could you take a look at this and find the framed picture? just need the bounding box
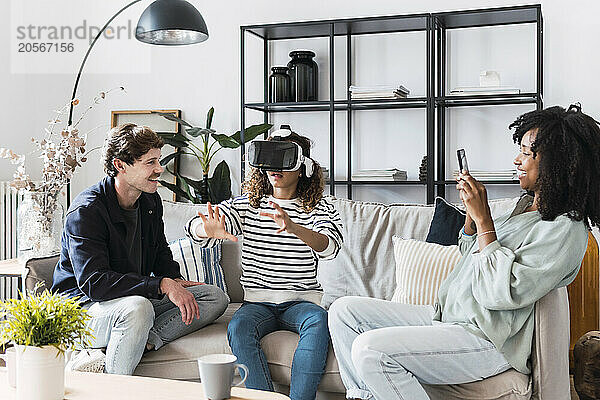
[110,109,182,202]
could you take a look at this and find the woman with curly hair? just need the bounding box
[328,104,600,400]
[185,127,343,400]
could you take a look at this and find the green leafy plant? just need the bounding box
[157,108,271,204]
[0,288,92,352]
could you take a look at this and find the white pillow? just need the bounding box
[391,236,461,305]
[168,237,228,296]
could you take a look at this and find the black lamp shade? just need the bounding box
[136,0,209,45]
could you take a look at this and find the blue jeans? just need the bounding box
[84,284,228,375]
[328,297,511,400]
[227,301,330,400]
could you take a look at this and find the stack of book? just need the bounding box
[352,169,408,181]
[449,86,521,96]
[321,166,329,182]
[452,169,517,181]
[349,85,410,100]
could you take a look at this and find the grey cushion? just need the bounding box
[24,255,59,294]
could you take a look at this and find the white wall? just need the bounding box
[1,0,599,205]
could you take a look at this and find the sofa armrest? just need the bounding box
[24,255,59,294]
[530,286,570,400]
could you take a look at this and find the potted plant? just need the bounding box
[157,108,272,203]
[0,288,92,400]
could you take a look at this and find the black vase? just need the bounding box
[288,50,318,102]
[269,66,291,103]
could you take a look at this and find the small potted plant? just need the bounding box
[0,288,92,400]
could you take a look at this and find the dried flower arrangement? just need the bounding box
[0,87,125,195]
[0,87,124,258]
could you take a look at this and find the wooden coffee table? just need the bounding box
[0,370,290,399]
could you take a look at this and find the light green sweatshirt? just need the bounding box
[432,195,588,374]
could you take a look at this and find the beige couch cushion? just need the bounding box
[423,371,531,399]
[134,303,240,380]
[391,237,461,305]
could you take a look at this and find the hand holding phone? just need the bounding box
[457,149,469,174]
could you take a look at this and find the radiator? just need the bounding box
[0,181,20,300]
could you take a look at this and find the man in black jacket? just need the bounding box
[52,123,228,375]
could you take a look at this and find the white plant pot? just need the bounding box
[15,345,65,400]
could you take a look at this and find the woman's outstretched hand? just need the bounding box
[198,203,238,242]
[260,201,298,234]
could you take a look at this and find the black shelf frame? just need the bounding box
[433,4,543,199]
[240,5,543,204]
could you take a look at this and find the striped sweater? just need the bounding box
[185,195,343,304]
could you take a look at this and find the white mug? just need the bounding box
[0,346,16,388]
[197,354,248,400]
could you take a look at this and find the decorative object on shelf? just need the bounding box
[451,169,517,181]
[0,287,92,400]
[419,156,428,181]
[479,70,501,87]
[159,108,272,204]
[269,66,291,103]
[450,86,521,96]
[0,89,124,262]
[352,169,408,181]
[288,50,318,102]
[349,85,410,100]
[64,0,210,206]
[111,109,182,202]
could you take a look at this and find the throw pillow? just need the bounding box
[168,238,228,295]
[391,236,461,305]
[425,196,466,246]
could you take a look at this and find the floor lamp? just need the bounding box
[66,0,209,207]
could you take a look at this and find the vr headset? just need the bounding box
[247,126,315,178]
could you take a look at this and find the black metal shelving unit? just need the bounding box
[240,5,542,204]
[433,4,543,199]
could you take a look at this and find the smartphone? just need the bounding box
[457,149,469,173]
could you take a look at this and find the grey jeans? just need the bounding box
[83,284,228,375]
[328,296,511,400]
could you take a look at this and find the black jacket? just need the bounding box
[52,176,181,303]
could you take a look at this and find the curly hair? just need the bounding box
[242,131,324,212]
[508,104,600,228]
[102,123,163,177]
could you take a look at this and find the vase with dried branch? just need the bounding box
[0,87,124,261]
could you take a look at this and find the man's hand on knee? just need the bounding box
[159,278,200,325]
[174,278,205,288]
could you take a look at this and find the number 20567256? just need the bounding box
[18,42,74,52]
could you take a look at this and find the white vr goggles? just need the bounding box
[247,127,315,178]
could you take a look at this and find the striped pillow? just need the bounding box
[391,236,461,305]
[168,238,228,296]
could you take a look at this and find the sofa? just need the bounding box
[23,196,598,400]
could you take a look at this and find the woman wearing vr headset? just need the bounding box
[185,127,343,400]
[327,104,600,400]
